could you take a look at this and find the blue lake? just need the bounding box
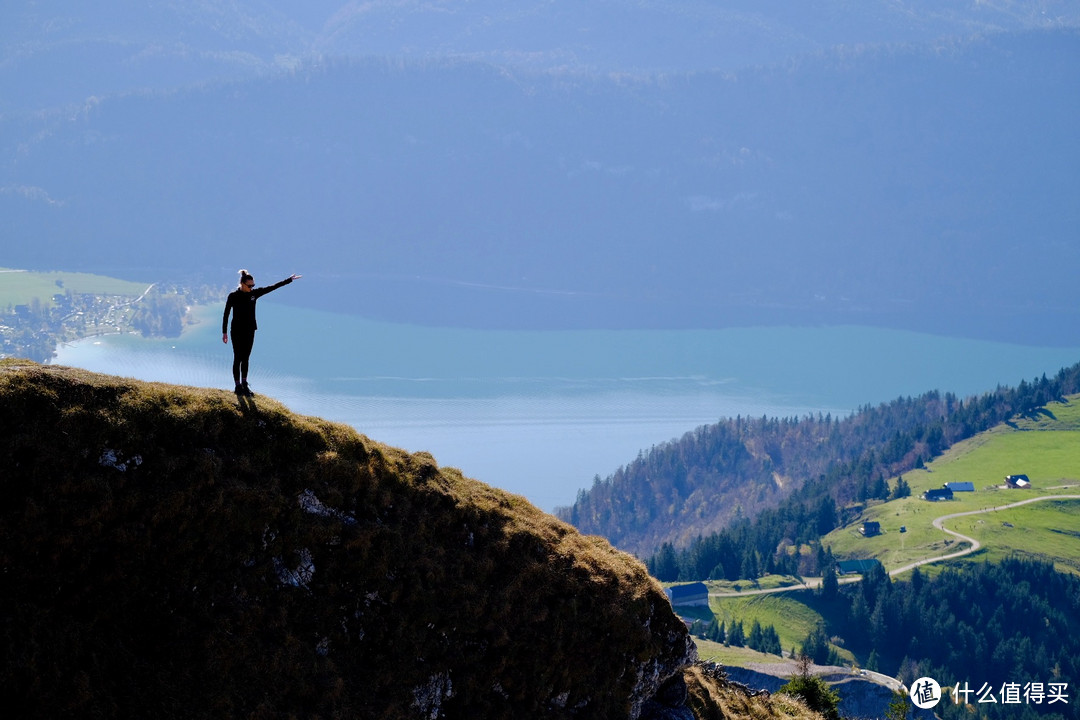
[54,304,1080,511]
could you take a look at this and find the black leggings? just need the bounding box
[231,331,255,384]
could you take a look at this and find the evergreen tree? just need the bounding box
[890,475,911,500]
[869,597,889,649]
[747,619,764,651]
[800,623,837,666]
[739,550,760,580]
[848,592,870,630]
[815,496,838,536]
[779,655,841,720]
[648,542,679,581]
[820,558,839,600]
[909,565,923,594]
[728,619,745,647]
[762,625,783,656]
[884,689,911,720]
[869,473,889,500]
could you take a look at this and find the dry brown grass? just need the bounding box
[684,663,825,720]
[2,360,713,719]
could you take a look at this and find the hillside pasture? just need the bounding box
[693,638,791,667]
[1010,395,1080,431]
[824,394,1080,574]
[905,428,1080,496]
[938,498,1080,575]
[823,495,971,570]
[0,268,149,308]
[693,396,1080,677]
[708,591,828,660]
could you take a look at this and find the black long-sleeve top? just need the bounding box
[222,277,293,335]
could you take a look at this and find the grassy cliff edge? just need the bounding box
[0,361,820,720]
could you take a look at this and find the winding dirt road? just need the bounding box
[889,493,1080,576]
[710,493,1080,597]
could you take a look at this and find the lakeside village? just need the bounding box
[0,282,223,364]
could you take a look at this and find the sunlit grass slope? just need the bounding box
[824,395,1080,575]
[706,593,823,659]
[693,396,1080,669]
[0,268,149,307]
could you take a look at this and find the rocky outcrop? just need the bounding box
[1,361,696,719]
[639,673,696,720]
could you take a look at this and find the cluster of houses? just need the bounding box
[661,473,1037,611]
[921,475,1030,501]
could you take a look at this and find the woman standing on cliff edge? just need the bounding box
[222,269,301,396]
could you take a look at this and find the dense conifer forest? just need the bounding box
[812,558,1080,720]
[558,361,1080,565]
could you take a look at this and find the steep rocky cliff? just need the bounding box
[0,361,819,720]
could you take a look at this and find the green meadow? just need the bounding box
[697,589,860,667]
[0,268,149,308]
[708,591,824,655]
[694,637,793,667]
[823,395,1080,575]
[694,395,1080,663]
[934,498,1080,573]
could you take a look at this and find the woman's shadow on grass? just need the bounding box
[236,393,259,415]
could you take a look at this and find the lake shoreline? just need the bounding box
[53,307,1080,511]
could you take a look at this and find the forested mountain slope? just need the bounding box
[0,360,829,719]
[820,559,1080,720]
[560,362,1080,558]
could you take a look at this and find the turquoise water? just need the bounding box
[53,304,1080,511]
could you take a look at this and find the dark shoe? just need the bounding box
[242,381,253,396]
[234,383,245,395]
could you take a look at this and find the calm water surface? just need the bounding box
[54,304,1080,511]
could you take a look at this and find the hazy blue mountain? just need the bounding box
[2,2,1078,344]
[5,0,1078,111]
[301,0,1080,74]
